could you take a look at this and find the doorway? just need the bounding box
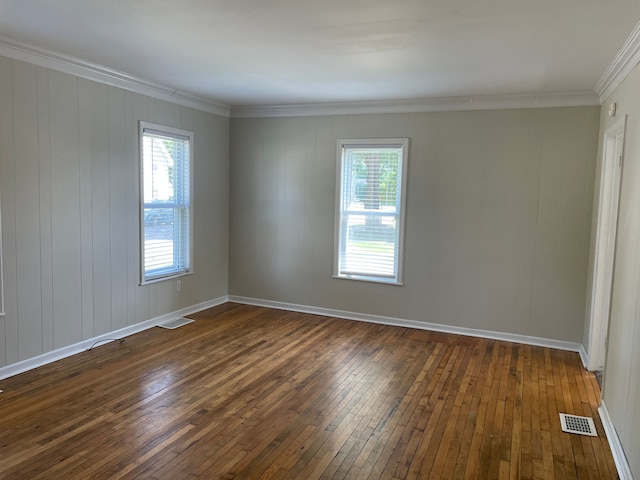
[586,115,626,374]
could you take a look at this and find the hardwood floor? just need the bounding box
[0,303,617,479]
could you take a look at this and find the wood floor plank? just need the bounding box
[0,303,618,479]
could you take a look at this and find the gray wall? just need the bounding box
[0,51,606,398]
[597,63,640,477]
[230,108,600,343]
[0,56,229,367]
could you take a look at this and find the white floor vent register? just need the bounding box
[159,318,195,330]
[559,413,597,436]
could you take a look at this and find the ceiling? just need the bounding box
[0,0,639,108]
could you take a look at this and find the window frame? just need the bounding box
[333,138,409,285]
[139,121,194,285]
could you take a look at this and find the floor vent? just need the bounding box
[159,318,194,330]
[559,413,597,436]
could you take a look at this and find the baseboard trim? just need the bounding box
[0,295,228,381]
[599,400,633,480]
[227,296,584,353]
[578,344,589,370]
[1,294,588,383]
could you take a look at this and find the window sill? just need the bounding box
[140,270,193,286]
[332,274,403,286]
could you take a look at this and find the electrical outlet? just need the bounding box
[176,279,181,292]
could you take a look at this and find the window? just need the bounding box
[140,122,193,284]
[334,138,409,285]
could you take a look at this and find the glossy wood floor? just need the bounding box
[0,303,617,479]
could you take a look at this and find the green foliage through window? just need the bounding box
[335,139,408,285]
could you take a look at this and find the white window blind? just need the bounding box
[140,122,193,284]
[334,138,408,285]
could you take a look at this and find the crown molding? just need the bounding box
[0,36,230,118]
[230,91,599,118]
[0,34,606,120]
[595,21,640,102]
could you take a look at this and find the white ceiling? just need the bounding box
[0,0,638,108]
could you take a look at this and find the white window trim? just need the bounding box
[333,138,409,285]
[139,121,194,285]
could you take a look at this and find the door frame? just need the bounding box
[586,114,626,373]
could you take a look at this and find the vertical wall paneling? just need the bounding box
[0,55,229,372]
[229,118,257,297]
[404,113,437,315]
[0,57,12,366]
[299,117,317,307]
[201,111,229,302]
[107,87,129,332]
[36,66,54,353]
[49,70,82,348]
[256,119,280,300]
[311,116,344,305]
[538,110,568,340]
[515,111,544,337]
[598,61,640,478]
[480,111,533,334]
[123,91,137,327]
[12,62,43,360]
[90,83,112,337]
[183,109,230,305]
[557,110,599,341]
[279,117,315,303]
[131,92,151,325]
[1,58,19,365]
[430,111,491,329]
[230,107,599,343]
[78,79,96,340]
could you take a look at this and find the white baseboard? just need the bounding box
[578,344,589,369]
[599,400,633,480]
[1,293,588,384]
[227,296,584,354]
[0,295,228,381]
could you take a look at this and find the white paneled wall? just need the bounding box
[596,63,640,479]
[0,57,229,367]
[230,108,600,343]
